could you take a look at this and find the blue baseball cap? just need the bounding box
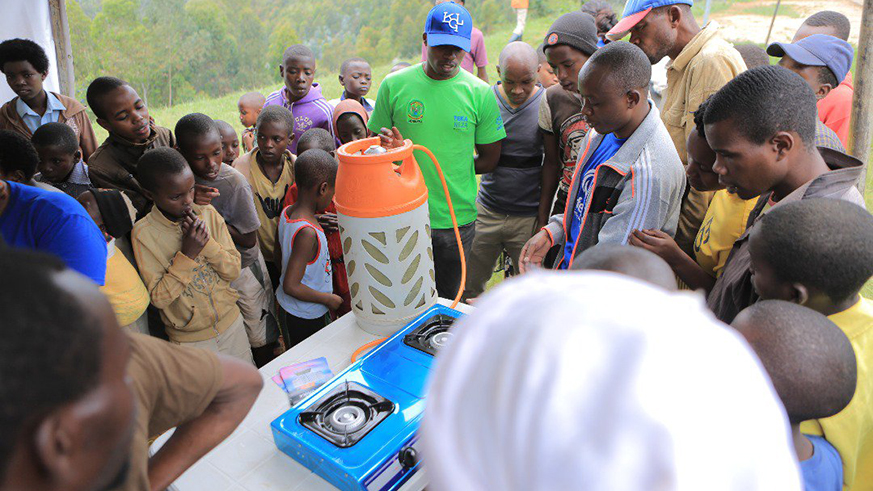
[767,34,854,84]
[424,2,473,52]
[607,0,694,40]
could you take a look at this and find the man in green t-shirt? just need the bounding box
[369,1,506,299]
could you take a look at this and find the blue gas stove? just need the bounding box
[271,304,463,491]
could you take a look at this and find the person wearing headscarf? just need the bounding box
[422,271,802,491]
[332,99,371,145]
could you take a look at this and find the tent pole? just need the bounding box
[851,0,873,194]
[764,0,781,45]
[48,0,75,98]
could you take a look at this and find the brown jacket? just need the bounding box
[132,203,242,343]
[116,333,222,491]
[0,91,98,161]
[706,148,865,324]
[662,22,747,255]
[88,124,175,216]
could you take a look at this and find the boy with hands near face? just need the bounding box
[132,147,252,363]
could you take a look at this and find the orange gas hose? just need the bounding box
[351,337,386,363]
[349,144,467,363]
[413,144,466,310]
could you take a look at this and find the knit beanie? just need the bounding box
[544,11,599,56]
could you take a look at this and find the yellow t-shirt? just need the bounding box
[801,297,873,490]
[100,243,150,327]
[692,189,757,278]
[246,149,295,264]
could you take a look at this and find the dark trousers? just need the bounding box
[431,222,475,299]
[278,309,330,349]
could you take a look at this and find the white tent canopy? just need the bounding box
[0,0,62,104]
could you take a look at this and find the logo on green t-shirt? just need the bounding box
[407,100,425,123]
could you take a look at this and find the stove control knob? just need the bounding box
[399,446,418,469]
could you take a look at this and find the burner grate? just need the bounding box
[403,314,456,356]
[299,381,394,448]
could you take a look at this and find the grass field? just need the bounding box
[131,9,871,297]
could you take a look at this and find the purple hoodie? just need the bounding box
[263,82,335,154]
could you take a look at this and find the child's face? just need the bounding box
[2,60,47,103]
[76,192,111,242]
[706,118,787,201]
[218,127,240,165]
[748,225,795,302]
[537,62,559,89]
[545,45,590,93]
[146,168,196,222]
[179,129,223,181]
[280,56,316,103]
[35,144,79,184]
[685,129,721,192]
[340,61,372,98]
[336,113,368,145]
[96,85,151,143]
[578,67,635,135]
[238,102,261,128]
[256,121,291,165]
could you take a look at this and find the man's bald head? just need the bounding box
[498,41,539,75]
[497,42,541,107]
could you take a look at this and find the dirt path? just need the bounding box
[711,0,862,44]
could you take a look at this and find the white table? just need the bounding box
[155,299,473,491]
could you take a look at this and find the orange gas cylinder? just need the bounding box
[335,137,438,335]
[334,137,428,218]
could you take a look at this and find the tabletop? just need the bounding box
[154,299,473,491]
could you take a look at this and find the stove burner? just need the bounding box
[299,381,394,448]
[404,314,456,356]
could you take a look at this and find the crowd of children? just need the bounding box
[0,0,870,490]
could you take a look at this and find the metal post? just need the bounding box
[764,0,781,46]
[48,0,75,98]
[703,0,712,25]
[850,0,873,193]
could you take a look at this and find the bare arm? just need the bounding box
[227,224,257,250]
[282,227,342,310]
[537,131,561,229]
[146,355,263,491]
[629,229,716,293]
[476,66,489,84]
[474,141,502,174]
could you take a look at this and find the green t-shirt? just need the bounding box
[368,64,506,229]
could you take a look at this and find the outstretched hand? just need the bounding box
[194,184,220,206]
[629,229,683,265]
[378,126,405,149]
[519,229,553,274]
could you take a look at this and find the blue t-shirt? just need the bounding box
[560,133,627,268]
[801,435,843,491]
[0,181,107,285]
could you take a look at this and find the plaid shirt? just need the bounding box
[815,119,845,153]
[36,160,93,198]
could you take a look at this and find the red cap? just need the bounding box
[606,7,651,41]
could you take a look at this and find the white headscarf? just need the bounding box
[422,271,801,491]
